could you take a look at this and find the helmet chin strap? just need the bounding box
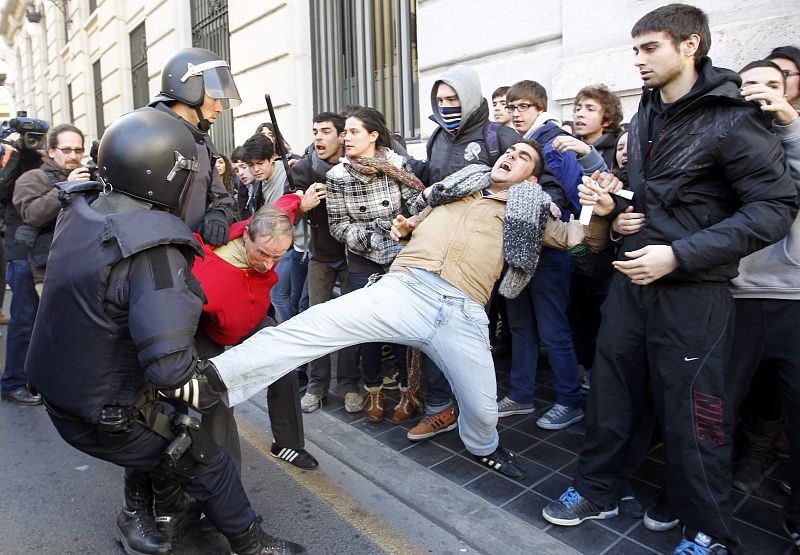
[195,107,211,132]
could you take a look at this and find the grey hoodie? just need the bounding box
[430,65,483,130]
[730,116,800,300]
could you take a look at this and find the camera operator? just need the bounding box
[0,124,46,405]
[0,124,87,406]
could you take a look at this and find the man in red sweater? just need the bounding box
[192,190,322,473]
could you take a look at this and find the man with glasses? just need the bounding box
[2,124,88,407]
[767,46,800,109]
[499,80,586,431]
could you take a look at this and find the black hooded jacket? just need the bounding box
[621,57,797,282]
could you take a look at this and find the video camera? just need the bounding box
[0,113,49,151]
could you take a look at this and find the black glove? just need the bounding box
[160,360,225,413]
[200,209,229,246]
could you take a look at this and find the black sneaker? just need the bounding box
[784,518,800,551]
[643,490,679,532]
[543,486,619,526]
[473,445,527,480]
[673,528,729,554]
[270,444,319,470]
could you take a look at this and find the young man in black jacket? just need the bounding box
[543,5,797,554]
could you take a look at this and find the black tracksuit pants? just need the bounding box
[574,273,740,549]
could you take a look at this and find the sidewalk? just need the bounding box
[267,354,795,555]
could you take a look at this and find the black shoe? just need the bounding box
[1,387,42,406]
[472,445,527,480]
[542,486,618,526]
[116,509,172,555]
[226,517,307,555]
[643,489,679,532]
[270,444,319,470]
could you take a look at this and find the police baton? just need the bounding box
[264,94,298,192]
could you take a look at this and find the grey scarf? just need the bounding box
[427,164,551,298]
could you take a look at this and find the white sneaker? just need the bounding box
[344,392,366,413]
[301,392,323,413]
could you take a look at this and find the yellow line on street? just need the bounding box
[236,416,430,555]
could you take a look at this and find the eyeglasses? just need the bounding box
[56,147,85,155]
[505,103,533,113]
[782,69,800,78]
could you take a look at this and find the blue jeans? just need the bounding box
[1,260,39,394]
[270,249,309,323]
[505,248,581,408]
[213,269,500,456]
[348,270,407,388]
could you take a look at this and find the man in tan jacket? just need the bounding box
[201,139,615,482]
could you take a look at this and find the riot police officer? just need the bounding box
[147,47,239,246]
[26,109,306,555]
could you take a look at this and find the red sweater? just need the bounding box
[192,194,301,345]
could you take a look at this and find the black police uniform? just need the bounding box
[26,186,255,536]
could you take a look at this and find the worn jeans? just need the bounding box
[2,260,39,394]
[271,249,309,323]
[212,268,500,456]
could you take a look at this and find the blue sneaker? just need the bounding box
[542,486,618,526]
[672,530,729,554]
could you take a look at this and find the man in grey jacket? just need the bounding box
[728,59,800,549]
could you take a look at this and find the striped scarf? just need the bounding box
[347,148,424,192]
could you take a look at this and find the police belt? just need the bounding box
[42,392,176,441]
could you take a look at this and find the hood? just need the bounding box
[42,156,72,180]
[523,111,562,140]
[430,65,483,132]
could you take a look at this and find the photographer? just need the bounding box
[1,123,87,406]
[0,120,47,406]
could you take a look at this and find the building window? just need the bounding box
[190,0,233,156]
[62,0,70,44]
[93,60,105,136]
[67,82,74,123]
[89,0,97,13]
[310,0,419,140]
[129,23,149,109]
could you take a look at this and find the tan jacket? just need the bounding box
[390,190,608,305]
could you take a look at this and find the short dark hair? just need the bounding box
[340,105,364,119]
[510,139,544,180]
[242,134,275,164]
[739,59,787,91]
[347,107,393,150]
[575,84,624,135]
[313,111,346,134]
[767,46,800,73]
[506,80,548,112]
[48,123,84,150]
[631,4,711,60]
[231,145,245,163]
[492,86,510,99]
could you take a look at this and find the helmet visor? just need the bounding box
[203,65,241,110]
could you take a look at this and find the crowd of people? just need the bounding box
[1,3,798,555]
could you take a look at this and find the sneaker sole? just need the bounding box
[642,513,679,532]
[498,407,535,418]
[542,507,618,526]
[407,421,457,441]
[537,413,585,430]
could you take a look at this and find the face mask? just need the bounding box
[440,106,461,131]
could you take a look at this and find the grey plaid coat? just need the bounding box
[325,149,422,266]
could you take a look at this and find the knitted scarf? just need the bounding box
[428,164,551,298]
[347,148,425,192]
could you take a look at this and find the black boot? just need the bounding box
[732,412,782,494]
[226,517,307,555]
[153,481,201,541]
[116,473,172,555]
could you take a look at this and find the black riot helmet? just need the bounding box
[97,109,200,212]
[152,47,241,131]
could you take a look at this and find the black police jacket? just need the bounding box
[27,186,204,422]
[622,57,797,282]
